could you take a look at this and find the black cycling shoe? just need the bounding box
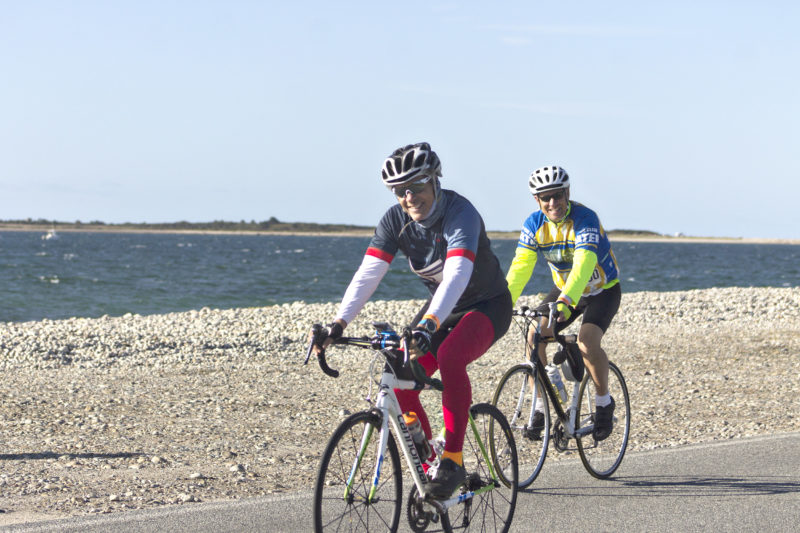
[427,458,466,499]
[593,396,615,441]
[524,411,545,440]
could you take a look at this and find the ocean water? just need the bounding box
[1,231,798,323]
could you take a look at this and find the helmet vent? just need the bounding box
[381,142,441,187]
[403,151,415,170]
[527,165,569,196]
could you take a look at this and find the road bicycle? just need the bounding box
[305,321,519,532]
[491,304,630,487]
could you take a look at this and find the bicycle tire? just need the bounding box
[440,403,518,533]
[313,410,403,532]
[491,364,550,489]
[576,361,630,479]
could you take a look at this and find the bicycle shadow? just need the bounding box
[524,475,800,497]
[0,451,144,461]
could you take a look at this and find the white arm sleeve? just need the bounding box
[424,255,474,325]
[336,254,390,325]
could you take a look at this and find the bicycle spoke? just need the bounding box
[441,403,517,533]
[576,362,630,479]
[314,411,402,532]
[492,365,549,488]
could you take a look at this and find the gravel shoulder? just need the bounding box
[1,286,799,525]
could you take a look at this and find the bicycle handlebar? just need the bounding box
[305,323,340,378]
[304,323,444,391]
[514,303,559,329]
[512,304,580,346]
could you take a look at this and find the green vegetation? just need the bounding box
[1,219,664,237]
[0,218,375,233]
[606,229,663,237]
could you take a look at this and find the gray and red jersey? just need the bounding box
[335,189,508,326]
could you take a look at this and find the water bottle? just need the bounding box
[546,364,568,406]
[403,411,431,461]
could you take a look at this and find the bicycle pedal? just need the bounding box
[523,427,543,441]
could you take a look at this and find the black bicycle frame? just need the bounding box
[527,327,571,422]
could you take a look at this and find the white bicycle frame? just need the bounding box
[351,354,489,513]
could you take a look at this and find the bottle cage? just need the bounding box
[553,341,584,382]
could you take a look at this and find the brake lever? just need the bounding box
[400,328,411,366]
[401,327,443,391]
[304,324,323,365]
[547,302,558,329]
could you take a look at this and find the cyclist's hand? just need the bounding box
[556,302,572,322]
[409,328,432,360]
[310,320,345,355]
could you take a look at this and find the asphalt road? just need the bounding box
[6,432,799,532]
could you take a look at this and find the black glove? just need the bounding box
[326,322,344,341]
[411,328,432,355]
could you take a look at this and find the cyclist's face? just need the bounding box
[397,179,435,221]
[536,188,569,222]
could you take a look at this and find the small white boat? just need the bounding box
[42,228,59,240]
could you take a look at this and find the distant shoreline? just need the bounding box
[1,223,798,245]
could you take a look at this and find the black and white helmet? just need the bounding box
[528,166,570,195]
[381,142,442,187]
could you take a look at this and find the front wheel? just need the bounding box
[313,410,402,532]
[491,364,550,489]
[440,403,518,533]
[576,361,630,479]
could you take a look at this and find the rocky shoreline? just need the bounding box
[1,286,799,525]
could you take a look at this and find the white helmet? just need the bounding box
[528,166,569,196]
[381,142,442,187]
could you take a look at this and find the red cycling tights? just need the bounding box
[394,310,495,454]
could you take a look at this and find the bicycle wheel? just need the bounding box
[576,361,630,479]
[440,403,518,533]
[491,364,550,488]
[313,410,402,532]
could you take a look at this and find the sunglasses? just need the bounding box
[392,176,433,197]
[537,190,566,203]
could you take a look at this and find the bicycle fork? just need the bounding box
[344,392,431,505]
[342,392,399,505]
[343,420,382,503]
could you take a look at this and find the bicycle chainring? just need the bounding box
[407,485,439,532]
[552,418,570,451]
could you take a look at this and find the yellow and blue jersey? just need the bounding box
[506,201,620,306]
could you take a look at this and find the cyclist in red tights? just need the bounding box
[311,142,511,498]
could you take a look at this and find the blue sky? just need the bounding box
[2,1,798,239]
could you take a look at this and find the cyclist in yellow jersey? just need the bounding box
[505,166,621,440]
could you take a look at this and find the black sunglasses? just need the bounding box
[391,176,433,197]
[537,190,566,203]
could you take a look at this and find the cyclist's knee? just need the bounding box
[577,338,602,355]
[578,323,603,349]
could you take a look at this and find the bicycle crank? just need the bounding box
[407,486,439,532]
[552,419,570,451]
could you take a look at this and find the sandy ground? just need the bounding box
[1,287,798,526]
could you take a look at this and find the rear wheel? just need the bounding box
[491,364,550,488]
[576,361,630,479]
[313,410,402,532]
[440,403,518,533]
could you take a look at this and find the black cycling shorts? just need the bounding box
[539,282,621,334]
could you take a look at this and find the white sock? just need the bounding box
[595,393,611,408]
[535,397,546,413]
